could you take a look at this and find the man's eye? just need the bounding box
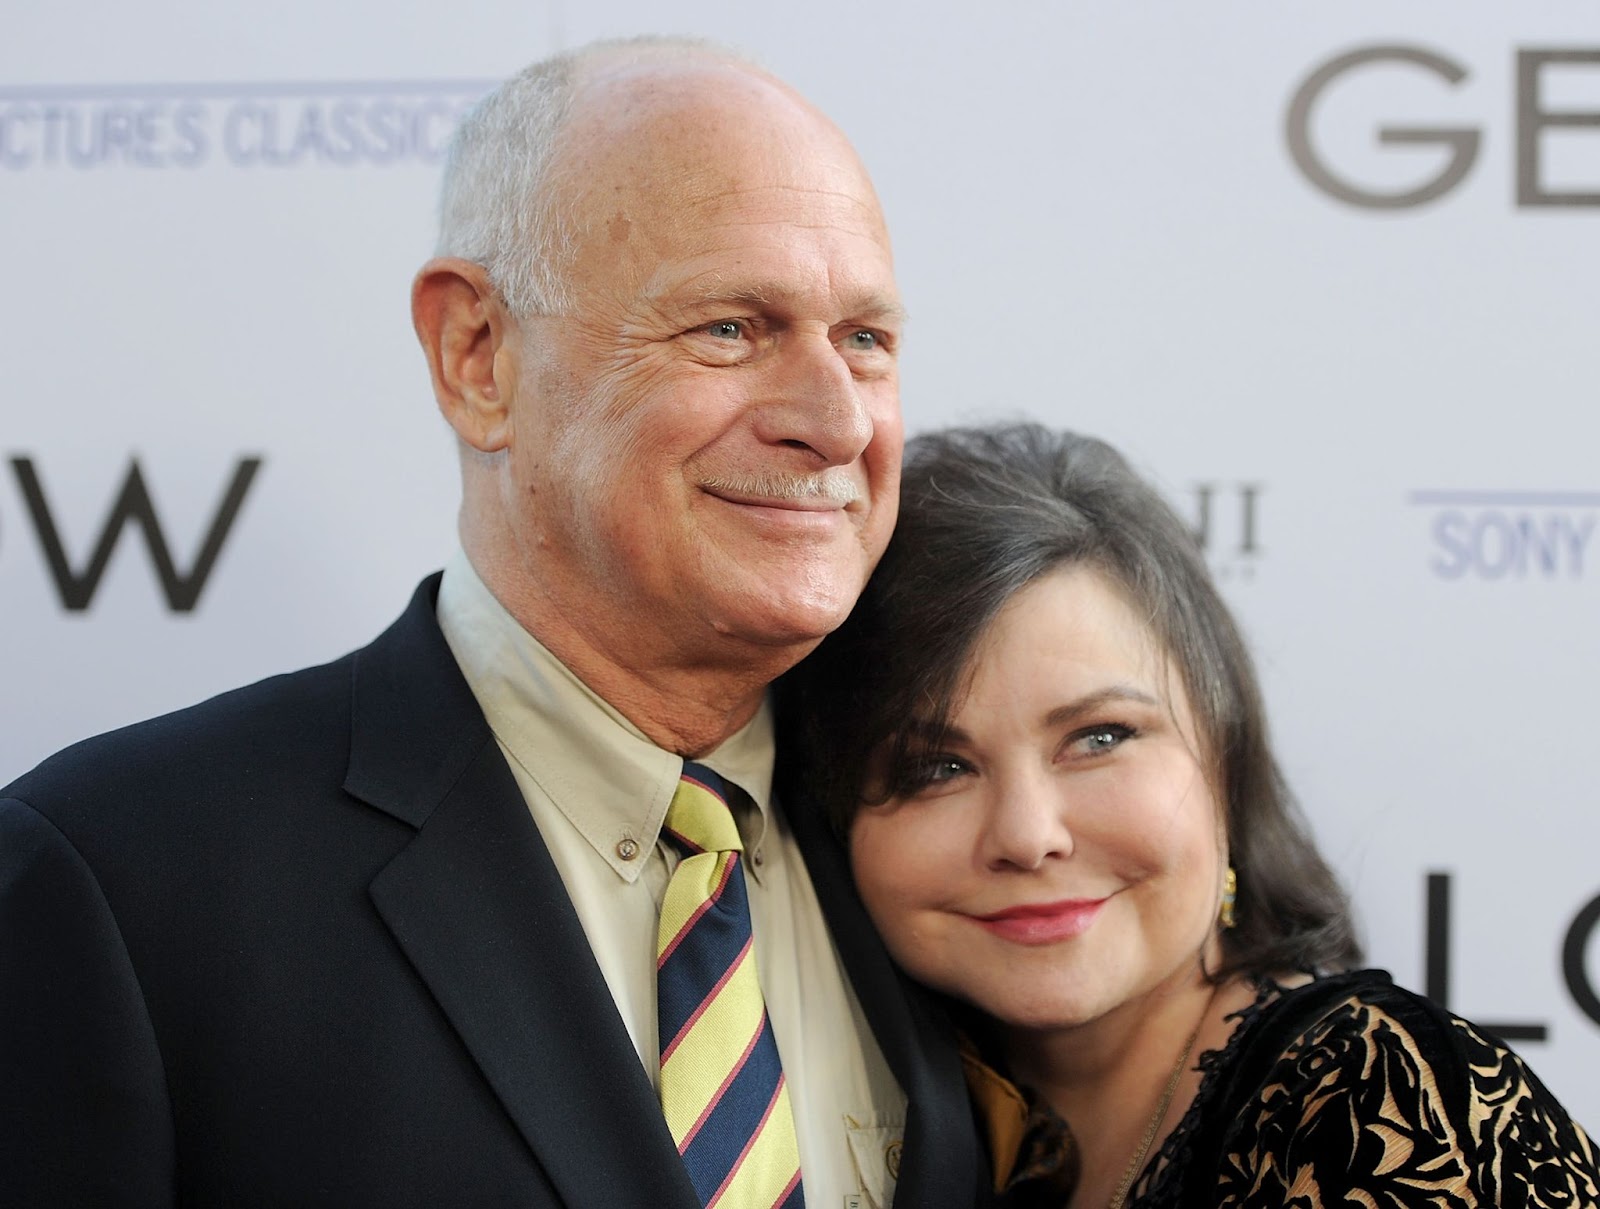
[843,330,879,351]
[705,321,744,340]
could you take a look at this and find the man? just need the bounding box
[0,38,987,1209]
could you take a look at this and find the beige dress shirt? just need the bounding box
[437,552,907,1209]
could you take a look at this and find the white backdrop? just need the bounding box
[4,1,1597,1122]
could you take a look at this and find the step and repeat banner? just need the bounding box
[4,2,1597,1115]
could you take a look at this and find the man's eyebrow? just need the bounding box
[684,285,776,308]
[850,297,910,326]
[676,283,908,325]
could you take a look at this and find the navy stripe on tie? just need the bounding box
[657,859,753,1048]
[660,824,708,855]
[680,762,727,796]
[679,1012,786,1202]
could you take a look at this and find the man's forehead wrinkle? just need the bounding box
[673,177,880,204]
[622,159,880,228]
[642,264,814,312]
[653,182,890,258]
[559,147,883,250]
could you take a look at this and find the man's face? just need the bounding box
[505,68,903,671]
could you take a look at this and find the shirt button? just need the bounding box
[616,838,640,861]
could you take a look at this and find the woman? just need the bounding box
[780,424,1598,1207]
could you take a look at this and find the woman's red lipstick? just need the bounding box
[972,898,1107,944]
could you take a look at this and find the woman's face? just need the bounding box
[849,565,1227,1033]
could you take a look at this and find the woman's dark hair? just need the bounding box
[777,423,1361,978]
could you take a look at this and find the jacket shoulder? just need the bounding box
[3,575,453,833]
[6,651,356,804]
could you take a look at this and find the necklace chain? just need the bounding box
[1105,991,1215,1209]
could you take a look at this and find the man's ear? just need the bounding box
[411,258,518,452]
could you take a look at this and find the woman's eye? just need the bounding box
[1069,724,1134,757]
[904,755,971,793]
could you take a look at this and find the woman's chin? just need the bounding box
[960,985,1105,1035]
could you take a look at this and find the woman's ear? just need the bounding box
[411,258,518,452]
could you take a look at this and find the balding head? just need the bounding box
[435,37,871,317]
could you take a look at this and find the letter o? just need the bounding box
[1562,891,1600,1028]
[1473,513,1517,579]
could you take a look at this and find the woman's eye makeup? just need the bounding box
[908,755,969,787]
[923,756,970,783]
[1066,722,1137,757]
[890,751,972,795]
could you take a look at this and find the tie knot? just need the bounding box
[662,761,744,856]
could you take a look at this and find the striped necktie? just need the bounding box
[656,762,804,1209]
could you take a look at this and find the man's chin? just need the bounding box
[706,589,861,655]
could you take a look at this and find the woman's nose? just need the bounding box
[982,776,1074,871]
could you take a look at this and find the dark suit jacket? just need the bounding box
[0,577,985,1208]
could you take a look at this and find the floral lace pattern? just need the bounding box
[1127,971,1600,1208]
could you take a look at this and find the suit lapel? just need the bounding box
[347,578,699,1209]
[790,796,990,1208]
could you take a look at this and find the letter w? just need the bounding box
[11,456,262,612]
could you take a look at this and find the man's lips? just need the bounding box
[970,897,1109,944]
[705,488,848,513]
[698,470,863,514]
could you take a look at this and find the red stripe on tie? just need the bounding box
[705,1073,789,1209]
[771,1169,803,1208]
[660,825,706,855]
[661,934,754,1065]
[680,772,727,805]
[656,854,738,968]
[674,1004,767,1152]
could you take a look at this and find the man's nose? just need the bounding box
[751,333,876,466]
[982,777,1075,872]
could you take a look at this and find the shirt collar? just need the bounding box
[435,550,775,883]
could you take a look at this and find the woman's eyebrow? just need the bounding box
[903,684,1160,746]
[1042,685,1161,729]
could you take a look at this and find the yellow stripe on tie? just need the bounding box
[671,777,743,853]
[707,1078,802,1209]
[659,944,764,1141]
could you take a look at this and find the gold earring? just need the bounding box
[1219,866,1238,930]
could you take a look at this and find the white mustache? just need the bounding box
[700,470,861,505]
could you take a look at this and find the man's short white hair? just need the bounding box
[435,36,754,317]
